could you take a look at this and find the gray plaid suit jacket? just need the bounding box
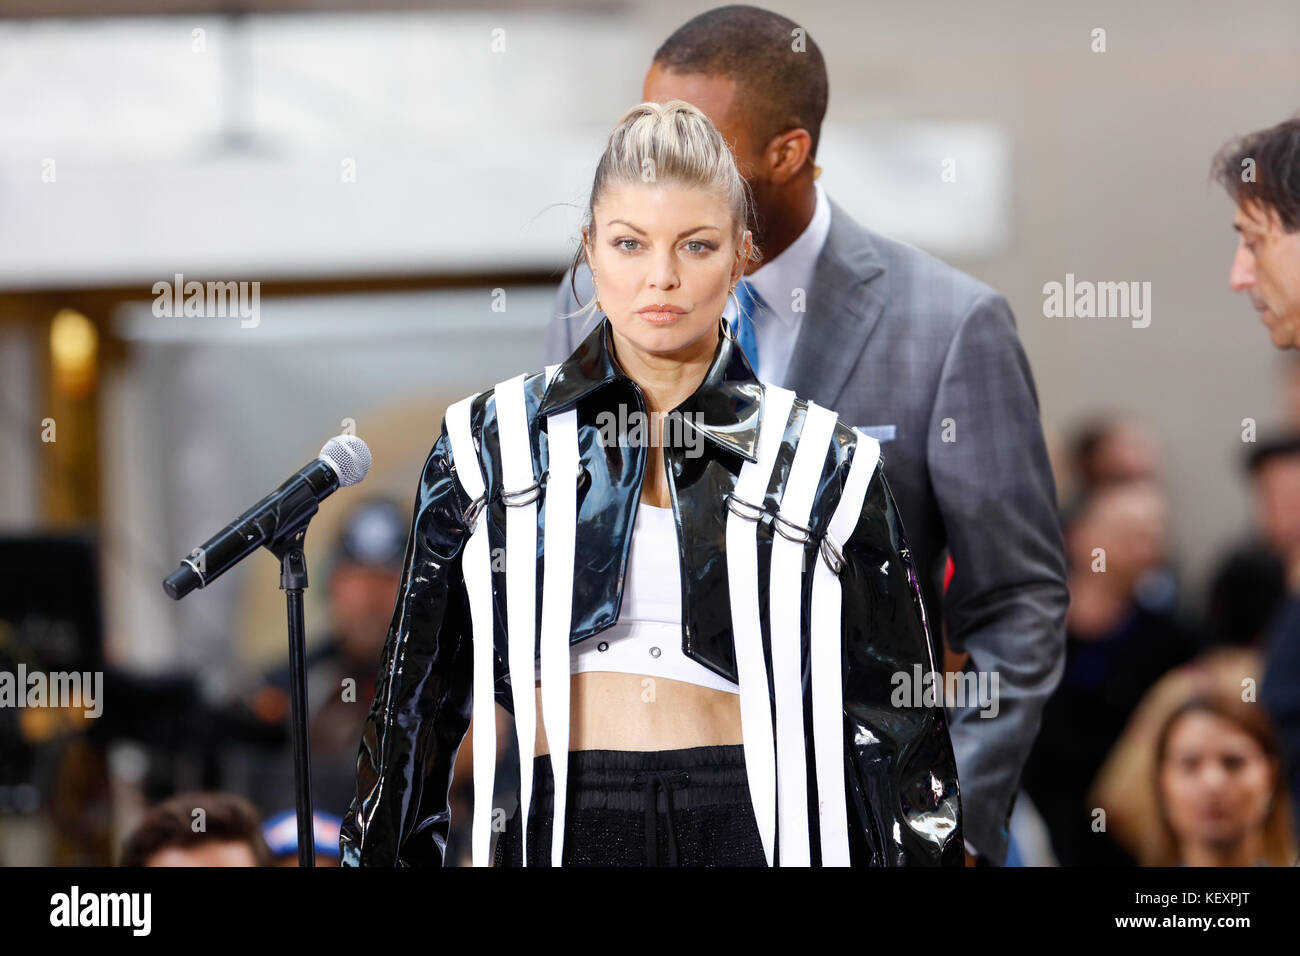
[543,196,1068,865]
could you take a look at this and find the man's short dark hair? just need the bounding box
[652,5,829,160]
[118,791,273,866]
[1213,115,1300,232]
[1245,430,1300,476]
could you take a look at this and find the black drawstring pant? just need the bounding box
[492,744,767,867]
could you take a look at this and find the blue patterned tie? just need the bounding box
[731,278,763,372]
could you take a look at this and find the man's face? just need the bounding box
[1253,453,1300,559]
[1230,200,1300,348]
[329,563,402,665]
[1067,481,1168,585]
[145,841,260,866]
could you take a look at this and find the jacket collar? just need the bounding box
[539,316,764,463]
[781,197,888,408]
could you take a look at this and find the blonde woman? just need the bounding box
[340,101,962,867]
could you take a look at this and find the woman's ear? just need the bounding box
[738,230,754,279]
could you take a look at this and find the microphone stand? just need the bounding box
[267,525,316,868]
[164,435,373,867]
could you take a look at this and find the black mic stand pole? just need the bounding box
[267,526,315,868]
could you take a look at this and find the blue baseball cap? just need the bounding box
[262,809,343,861]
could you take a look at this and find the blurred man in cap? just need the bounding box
[244,497,409,819]
[315,496,410,680]
[1214,116,1300,349]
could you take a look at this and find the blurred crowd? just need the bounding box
[1012,358,1300,866]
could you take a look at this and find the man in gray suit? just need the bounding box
[544,6,1068,866]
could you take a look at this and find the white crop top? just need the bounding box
[534,501,741,695]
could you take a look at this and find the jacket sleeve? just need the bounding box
[339,419,474,867]
[838,456,965,866]
[926,290,1068,863]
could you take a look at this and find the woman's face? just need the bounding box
[1159,710,1276,851]
[584,180,750,362]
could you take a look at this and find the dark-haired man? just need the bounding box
[1214,116,1300,349]
[119,791,272,866]
[1213,117,1300,836]
[545,5,1068,866]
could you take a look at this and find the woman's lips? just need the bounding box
[639,310,686,325]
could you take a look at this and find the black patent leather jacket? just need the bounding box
[340,317,963,866]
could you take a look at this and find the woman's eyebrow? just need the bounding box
[606,220,721,239]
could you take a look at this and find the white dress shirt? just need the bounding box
[722,178,832,385]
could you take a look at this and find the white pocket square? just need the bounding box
[855,424,896,442]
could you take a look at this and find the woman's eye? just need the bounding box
[614,238,713,253]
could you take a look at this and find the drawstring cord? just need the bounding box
[632,770,690,866]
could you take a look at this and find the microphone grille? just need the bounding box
[319,434,372,487]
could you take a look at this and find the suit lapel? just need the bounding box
[782,198,887,409]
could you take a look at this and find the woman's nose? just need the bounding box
[647,254,679,289]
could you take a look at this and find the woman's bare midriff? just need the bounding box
[533,672,743,755]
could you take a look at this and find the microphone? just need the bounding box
[163,434,372,600]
